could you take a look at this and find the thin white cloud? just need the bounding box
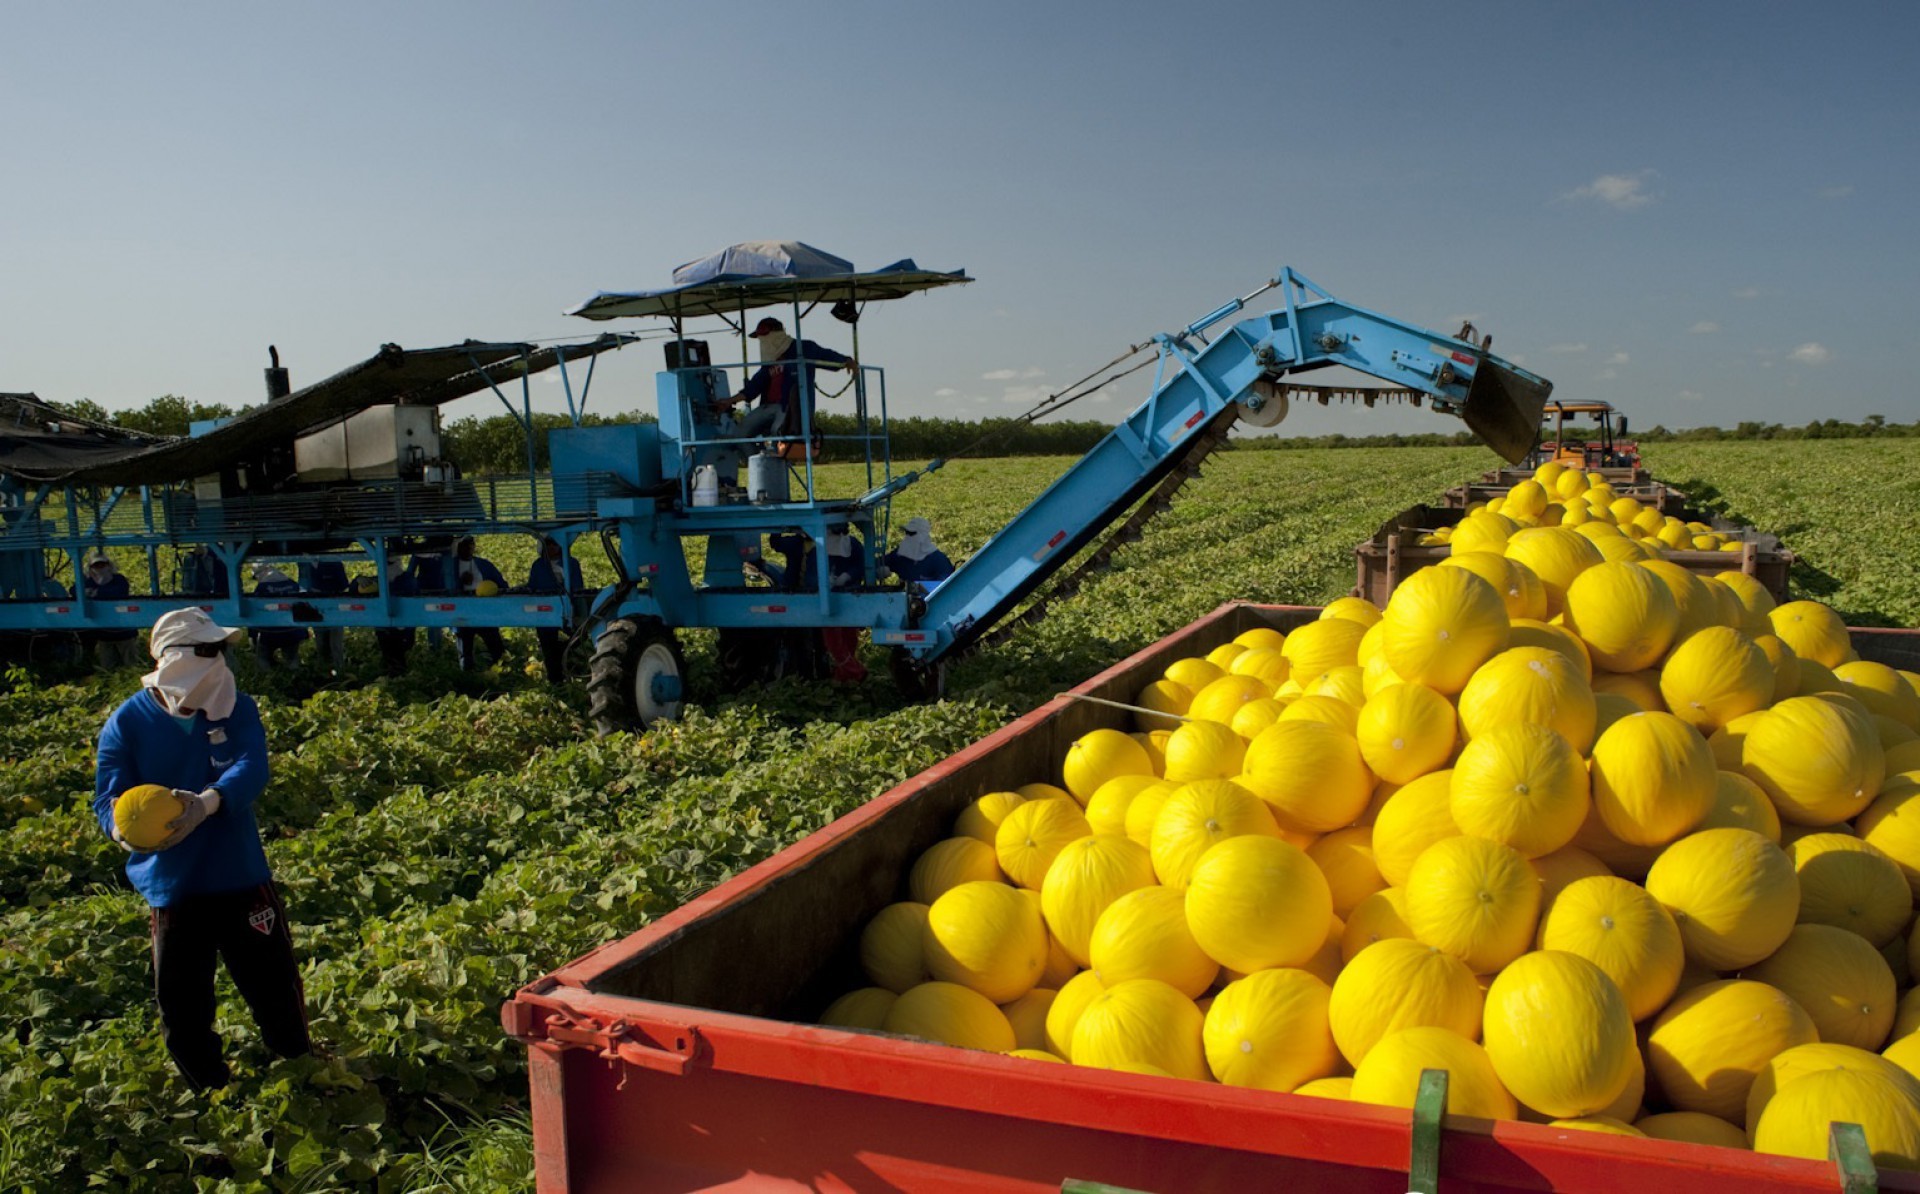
[1547,342,1589,354]
[1678,389,1704,402]
[1689,321,1720,334]
[1596,368,1618,381]
[933,387,959,398]
[1563,170,1657,209]
[1788,342,1832,366]
[1817,184,1854,199]
[1732,286,1763,300]
[1606,351,1630,366]
[981,367,1045,382]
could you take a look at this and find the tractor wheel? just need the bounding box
[889,648,948,702]
[587,619,686,736]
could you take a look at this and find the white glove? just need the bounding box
[110,826,134,854]
[158,788,222,850]
[875,564,893,582]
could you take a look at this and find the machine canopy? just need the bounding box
[568,239,971,321]
[0,336,631,487]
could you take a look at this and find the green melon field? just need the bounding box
[2,439,1917,1191]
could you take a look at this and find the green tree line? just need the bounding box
[48,395,1920,474]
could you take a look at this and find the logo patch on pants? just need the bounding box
[248,904,277,936]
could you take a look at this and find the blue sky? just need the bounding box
[4,1,1915,441]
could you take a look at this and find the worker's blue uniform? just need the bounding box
[736,339,853,440]
[250,574,308,666]
[76,570,140,643]
[301,561,351,670]
[767,532,815,592]
[375,570,419,674]
[884,546,955,588]
[453,552,508,669]
[528,550,584,681]
[94,688,309,1088]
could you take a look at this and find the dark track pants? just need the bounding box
[151,883,311,1090]
[457,626,506,670]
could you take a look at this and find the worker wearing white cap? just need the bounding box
[74,550,144,670]
[92,607,312,1089]
[883,517,955,591]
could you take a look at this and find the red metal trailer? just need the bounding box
[504,602,1920,1193]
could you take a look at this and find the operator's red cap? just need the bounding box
[749,317,784,338]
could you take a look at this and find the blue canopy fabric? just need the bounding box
[568,241,970,321]
[671,241,853,286]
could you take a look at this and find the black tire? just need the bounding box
[587,619,686,737]
[889,648,947,702]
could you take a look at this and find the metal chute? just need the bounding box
[1461,360,1552,464]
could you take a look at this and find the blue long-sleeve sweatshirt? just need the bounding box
[93,689,273,907]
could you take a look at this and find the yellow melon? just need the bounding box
[1404,835,1541,973]
[1341,886,1416,964]
[1039,834,1157,967]
[1789,833,1912,947]
[1504,528,1604,618]
[1379,566,1512,694]
[1753,1068,1920,1171]
[1354,682,1457,785]
[1449,721,1591,859]
[1659,627,1774,735]
[1184,834,1332,973]
[1351,1026,1517,1120]
[1539,876,1685,1022]
[996,798,1093,890]
[1743,924,1897,1051]
[1239,720,1374,833]
[1458,647,1598,753]
[1589,712,1718,846]
[1070,978,1207,1079]
[884,981,1018,1052]
[1372,770,1461,887]
[1768,600,1852,669]
[1563,561,1680,673]
[1644,828,1799,970]
[1203,968,1340,1092]
[1483,950,1637,1118]
[112,784,183,851]
[1741,695,1885,826]
[1647,979,1818,1121]
[860,901,932,993]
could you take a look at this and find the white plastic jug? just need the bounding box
[691,465,721,507]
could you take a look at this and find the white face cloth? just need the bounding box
[758,331,794,363]
[894,531,934,562]
[825,531,853,558]
[143,649,238,721]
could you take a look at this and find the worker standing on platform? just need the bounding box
[373,559,418,676]
[300,558,350,674]
[526,536,584,682]
[451,535,507,671]
[247,564,307,670]
[94,608,313,1090]
[76,551,144,670]
[821,525,869,683]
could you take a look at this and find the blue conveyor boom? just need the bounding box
[906,267,1550,661]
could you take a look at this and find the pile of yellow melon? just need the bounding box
[818,547,1920,1171]
[1422,460,1746,554]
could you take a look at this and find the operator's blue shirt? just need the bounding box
[93,689,273,907]
[75,572,138,641]
[737,339,852,414]
[527,556,584,594]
